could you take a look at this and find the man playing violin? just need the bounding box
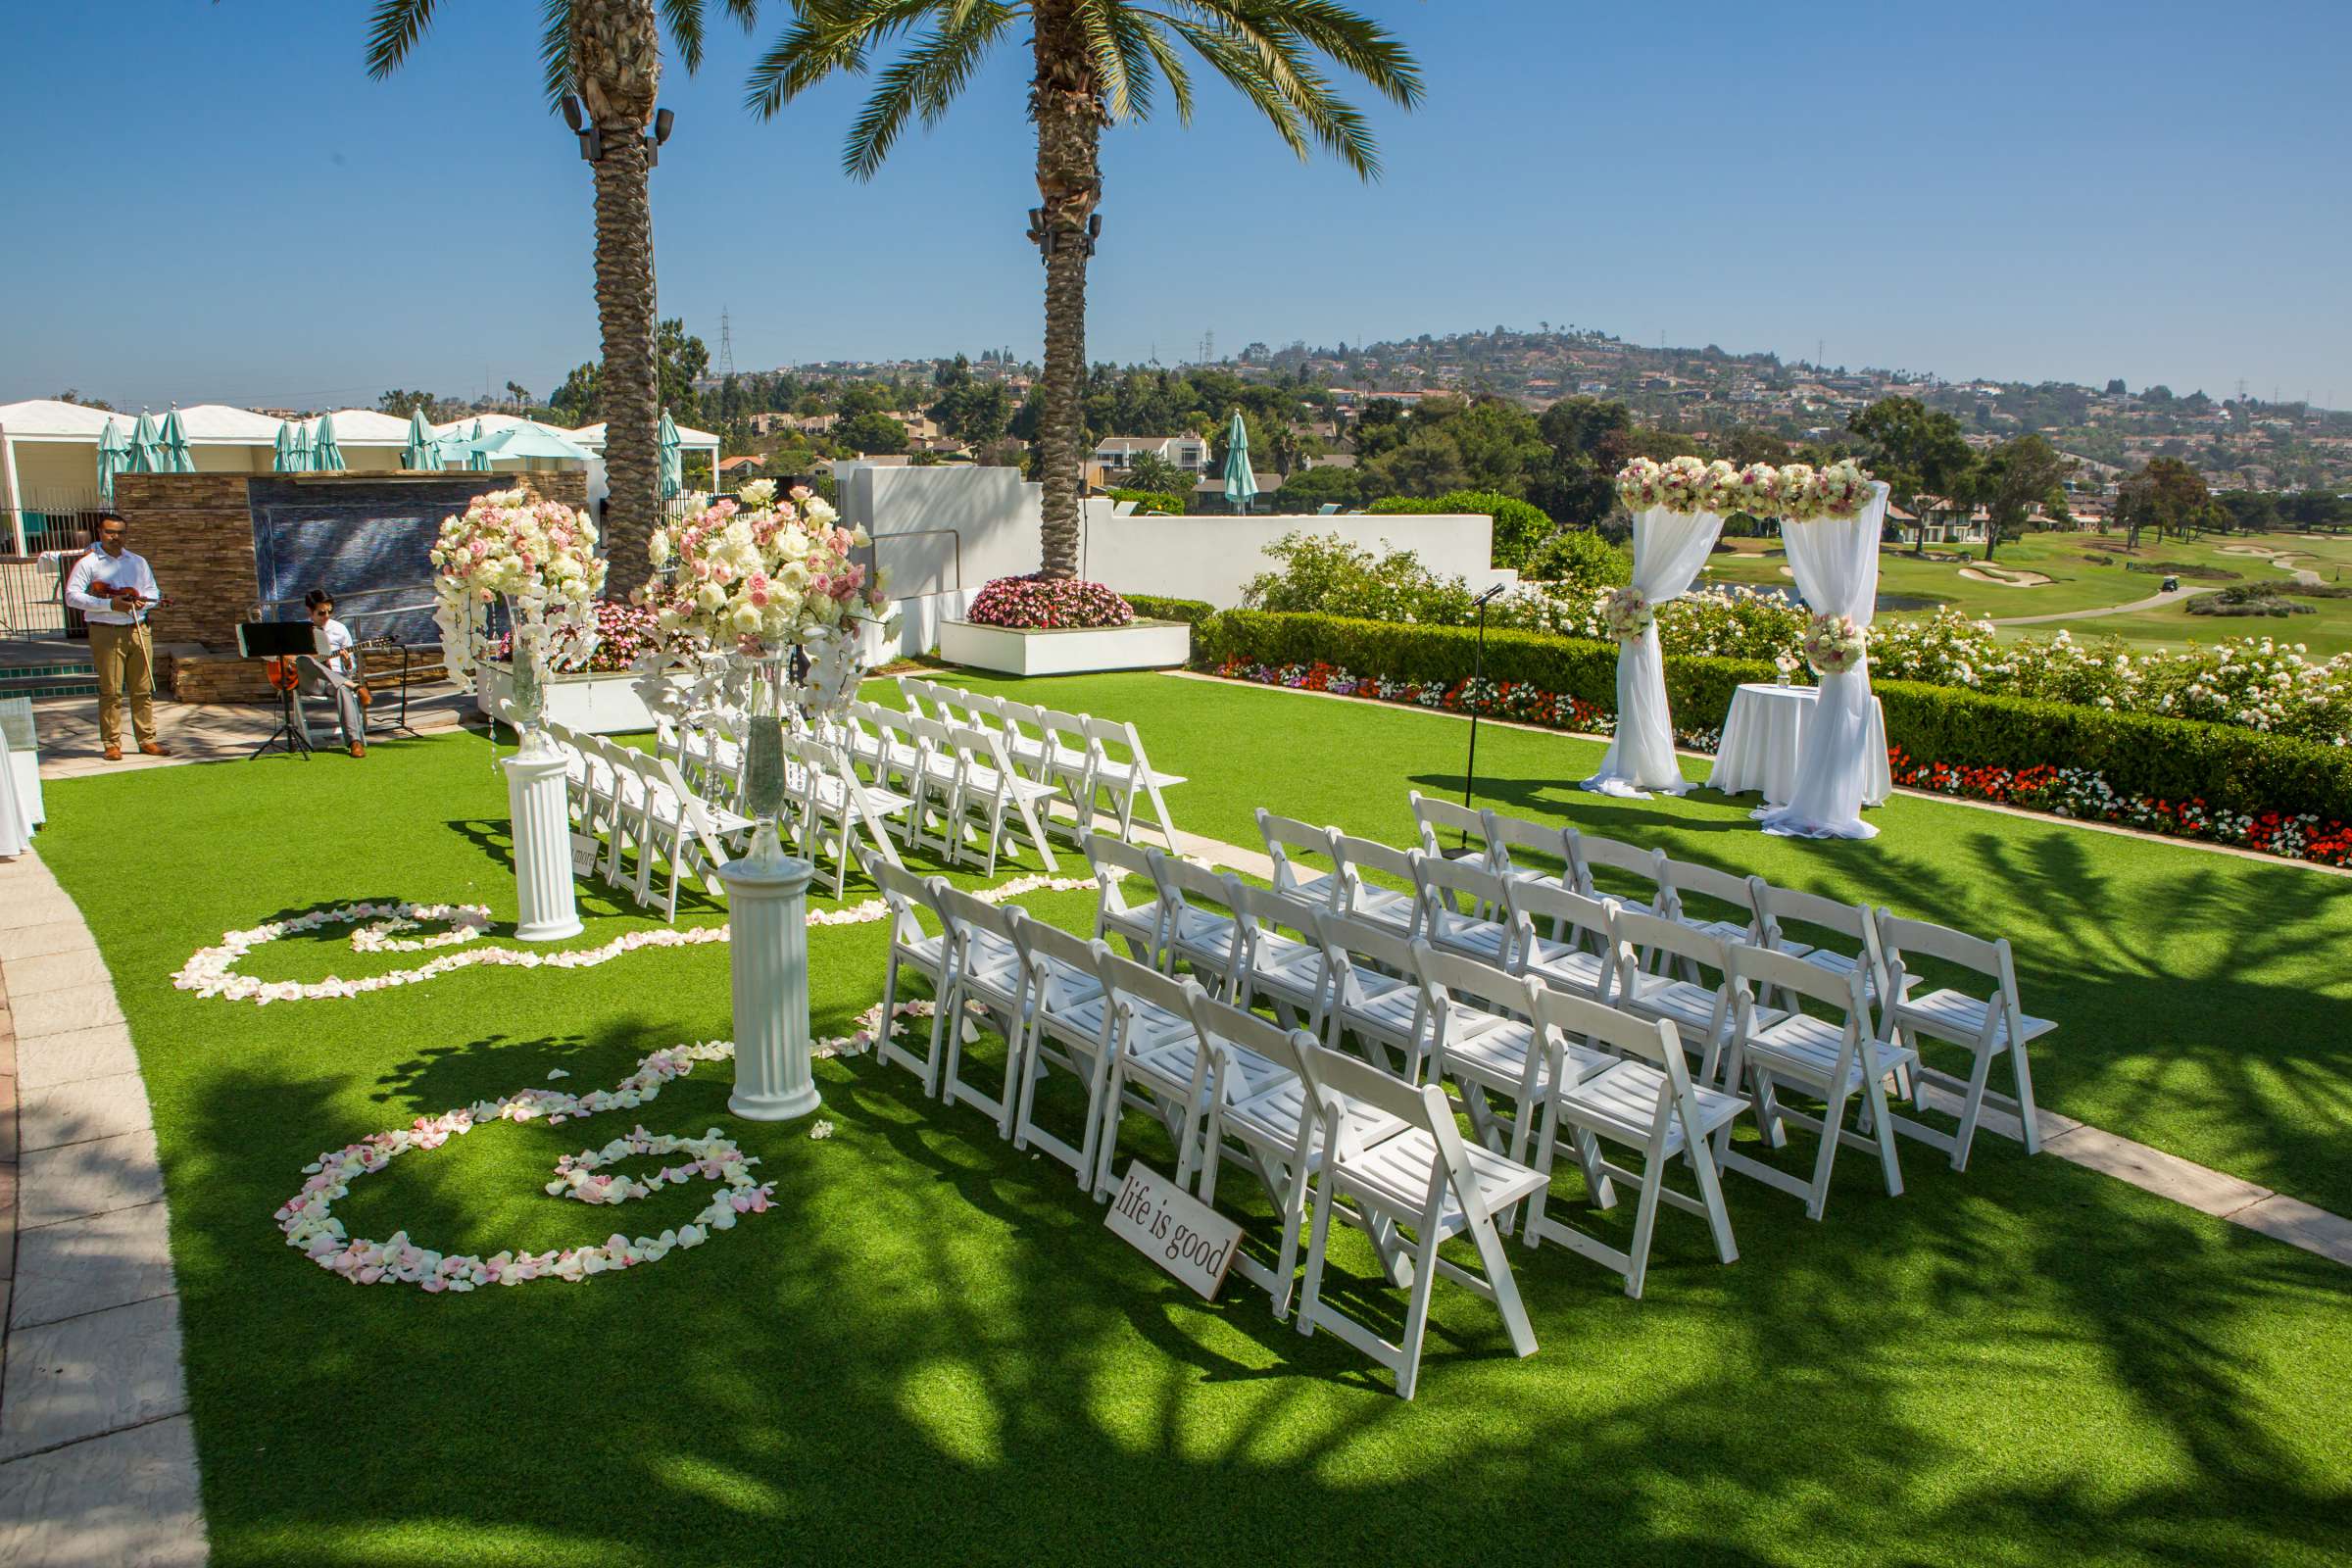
[64,513,171,762]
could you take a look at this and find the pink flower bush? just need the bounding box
[966,574,1135,630]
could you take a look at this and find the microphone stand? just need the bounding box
[1446,583,1507,858]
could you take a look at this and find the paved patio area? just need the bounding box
[32,687,478,781]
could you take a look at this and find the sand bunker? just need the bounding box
[1957,565,2052,586]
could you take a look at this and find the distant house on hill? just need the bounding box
[716,454,765,477]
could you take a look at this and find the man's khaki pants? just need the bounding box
[89,621,158,749]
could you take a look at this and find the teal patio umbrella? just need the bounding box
[463,419,492,471]
[273,419,303,472]
[311,413,347,471]
[403,407,440,470]
[157,407,195,473]
[126,410,163,473]
[658,410,682,499]
[95,417,128,502]
[472,422,594,466]
[1221,411,1258,515]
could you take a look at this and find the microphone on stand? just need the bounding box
[1448,582,1510,856]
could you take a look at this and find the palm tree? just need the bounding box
[748,1,1419,578]
[365,0,758,590]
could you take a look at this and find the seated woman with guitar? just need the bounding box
[298,589,371,758]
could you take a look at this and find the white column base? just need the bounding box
[718,828,820,1121]
[503,745,583,943]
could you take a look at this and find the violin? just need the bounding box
[267,657,303,692]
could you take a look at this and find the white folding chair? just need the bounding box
[1295,1044,1545,1401]
[947,723,1062,877]
[1149,856,1248,1000]
[1562,828,1669,918]
[933,886,1036,1133]
[1407,790,1491,866]
[869,858,956,1096]
[1330,833,1422,940]
[635,751,748,920]
[1657,857,1768,951]
[852,701,925,800]
[1719,945,1918,1221]
[1503,877,1620,1004]
[1090,956,1230,1196]
[1411,853,1517,969]
[1084,832,1168,963]
[1610,908,1772,1086]
[1076,713,1184,853]
[1479,809,1573,887]
[1877,911,2054,1169]
[1257,809,1346,913]
[1752,882,1890,1023]
[1229,880,1333,1033]
[1522,989,1744,1298]
[1412,943,1563,1167]
[1302,910,1431,1077]
[1006,919,1116,1180]
[894,673,945,722]
[1034,708,1099,833]
[789,734,910,900]
[903,713,963,862]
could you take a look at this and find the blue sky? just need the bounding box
[4,0,2347,411]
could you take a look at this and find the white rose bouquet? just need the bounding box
[429,488,606,686]
[1700,460,1740,514]
[1732,462,1782,516]
[637,478,892,658]
[1615,457,1666,513]
[1777,464,1825,522]
[1658,455,1712,514]
[1802,612,1869,676]
[1599,585,1654,642]
[1815,459,1875,519]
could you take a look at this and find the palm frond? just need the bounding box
[1188,0,1419,106]
[1086,1,1165,122]
[364,0,438,78]
[536,0,573,108]
[842,4,1011,177]
[745,0,943,119]
[1161,18,1307,163]
[660,0,707,73]
[1163,3,1385,175]
[1132,16,1194,122]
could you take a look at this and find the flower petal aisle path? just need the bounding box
[0,848,206,1568]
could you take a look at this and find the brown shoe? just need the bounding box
[140,742,171,758]
[349,741,367,759]
[104,744,122,761]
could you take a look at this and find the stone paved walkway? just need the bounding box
[0,850,205,1567]
[33,686,476,782]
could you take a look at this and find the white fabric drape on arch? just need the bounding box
[1757,481,1891,840]
[1581,506,1725,798]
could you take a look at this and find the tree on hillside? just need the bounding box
[1976,433,2074,561]
[2116,457,2211,550]
[377,389,437,416]
[748,1,1421,577]
[839,410,908,455]
[365,0,759,587]
[658,318,710,422]
[550,362,604,426]
[1850,396,1974,554]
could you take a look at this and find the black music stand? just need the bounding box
[365,634,425,739]
[238,620,319,760]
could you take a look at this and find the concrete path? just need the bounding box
[0,850,206,1567]
[33,687,477,782]
[1989,583,2207,625]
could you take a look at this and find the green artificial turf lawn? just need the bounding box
[35,704,2352,1568]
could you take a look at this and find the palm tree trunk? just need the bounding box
[590,127,660,595]
[1031,0,1102,580]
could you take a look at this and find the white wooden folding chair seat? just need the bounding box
[1033,708,1099,826]
[847,701,924,795]
[869,858,957,1095]
[1296,1045,1544,1400]
[1230,882,1332,1031]
[1091,957,1279,1195]
[1877,911,2052,1170]
[903,714,962,861]
[1522,989,1743,1299]
[1085,833,1169,962]
[1416,945,1607,1172]
[633,752,746,920]
[1610,909,1777,1084]
[1257,809,1346,912]
[1562,828,1669,919]
[1005,921,1117,1178]
[1503,878,1619,1003]
[1077,714,1184,852]
[1149,857,1247,999]
[990,698,1063,786]
[1305,911,1432,1078]
[1751,881,1887,1006]
[1719,945,1916,1221]
[1412,853,1517,968]
[947,723,1062,877]
[1330,834,1421,939]
[788,736,909,900]
[1479,809,1573,886]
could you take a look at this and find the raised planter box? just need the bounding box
[475,662,685,734]
[936,618,1192,678]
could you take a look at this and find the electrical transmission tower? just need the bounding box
[718,307,737,379]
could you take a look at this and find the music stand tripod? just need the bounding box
[238,620,318,760]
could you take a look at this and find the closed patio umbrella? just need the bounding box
[127,410,163,473]
[96,417,128,501]
[403,407,440,470]
[1222,411,1257,515]
[463,418,491,471]
[311,413,347,471]
[658,410,682,498]
[273,419,303,472]
[157,407,195,473]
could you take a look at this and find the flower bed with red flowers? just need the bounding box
[493,598,670,674]
[965,575,1135,630]
[1211,655,2352,867]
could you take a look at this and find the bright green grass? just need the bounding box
[1995,596,2352,658]
[36,713,2352,1567]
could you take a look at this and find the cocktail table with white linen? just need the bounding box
[1708,683,1891,809]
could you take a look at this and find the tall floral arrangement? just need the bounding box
[429,489,607,687]
[638,479,888,654]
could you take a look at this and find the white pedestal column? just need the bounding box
[719,834,820,1122]
[502,746,583,943]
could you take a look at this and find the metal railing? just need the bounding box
[0,504,103,641]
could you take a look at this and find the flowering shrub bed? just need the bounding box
[493,598,668,673]
[1216,657,1613,733]
[966,574,1135,629]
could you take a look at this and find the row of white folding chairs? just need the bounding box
[895,674,1184,853]
[865,848,1542,1399]
[830,702,1064,877]
[541,719,752,921]
[1265,798,2053,1175]
[1080,832,1896,1284]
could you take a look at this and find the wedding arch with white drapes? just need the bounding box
[1581,506,1725,797]
[1757,480,1891,840]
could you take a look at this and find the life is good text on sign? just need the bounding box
[1103,1163,1244,1300]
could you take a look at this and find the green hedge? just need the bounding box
[1197,609,2352,825]
[1121,593,1220,633]
[1367,490,1553,568]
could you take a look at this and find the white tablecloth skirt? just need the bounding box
[1707,682,1892,808]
